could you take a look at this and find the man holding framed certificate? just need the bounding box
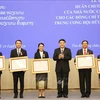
[10,40,27,98]
[74,40,93,98]
[0,52,2,75]
[0,52,2,98]
[97,55,100,76]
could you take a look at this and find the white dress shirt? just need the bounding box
[17,48,21,55]
[39,51,43,58]
[60,48,65,54]
[83,48,87,54]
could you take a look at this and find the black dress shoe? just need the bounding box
[86,94,90,98]
[63,95,68,98]
[81,94,85,98]
[41,96,45,98]
[20,94,23,98]
[57,95,62,98]
[38,96,42,98]
[14,94,18,98]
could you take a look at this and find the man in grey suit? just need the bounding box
[75,40,93,98]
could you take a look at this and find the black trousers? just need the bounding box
[79,69,91,96]
[56,70,69,96]
[13,72,25,95]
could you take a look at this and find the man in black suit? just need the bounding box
[0,52,2,98]
[97,55,100,81]
[10,40,27,98]
[75,40,93,98]
[0,52,2,75]
[53,39,72,98]
[0,52,2,56]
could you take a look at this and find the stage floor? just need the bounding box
[0,90,100,100]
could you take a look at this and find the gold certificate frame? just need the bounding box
[97,59,100,74]
[0,56,5,71]
[32,58,50,74]
[76,54,95,69]
[9,56,28,72]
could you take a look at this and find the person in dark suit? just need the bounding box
[34,43,49,98]
[74,40,93,98]
[0,52,2,98]
[97,55,100,59]
[53,39,72,98]
[10,40,27,98]
[0,52,2,75]
[97,55,100,80]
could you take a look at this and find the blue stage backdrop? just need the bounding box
[0,0,100,58]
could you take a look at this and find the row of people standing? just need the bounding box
[0,39,99,99]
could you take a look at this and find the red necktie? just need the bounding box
[84,49,87,55]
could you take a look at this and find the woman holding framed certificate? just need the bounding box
[34,43,49,98]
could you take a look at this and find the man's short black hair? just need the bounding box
[38,43,44,47]
[82,40,89,44]
[15,40,22,44]
[58,39,66,43]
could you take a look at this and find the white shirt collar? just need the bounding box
[60,48,65,51]
[83,48,87,51]
[17,48,21,52]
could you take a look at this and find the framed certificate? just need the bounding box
[76,54,95,69]
[32,58,50,73]
[97,59,100,74]
[0,56,5,71]
[9,56,28,72]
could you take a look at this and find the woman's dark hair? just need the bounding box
[38,43,44,47]
[37,43,44,52]
[82,40,89,44]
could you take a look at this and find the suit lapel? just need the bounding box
[38,51,41,58]
[20,48,22,56]
[81,49,83,55]
[15,49,18,57]
[43,51,45,55]
[59,48,61,54]
[63,48,66,54]
[87,49,90,54]
[43,51,46,58]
